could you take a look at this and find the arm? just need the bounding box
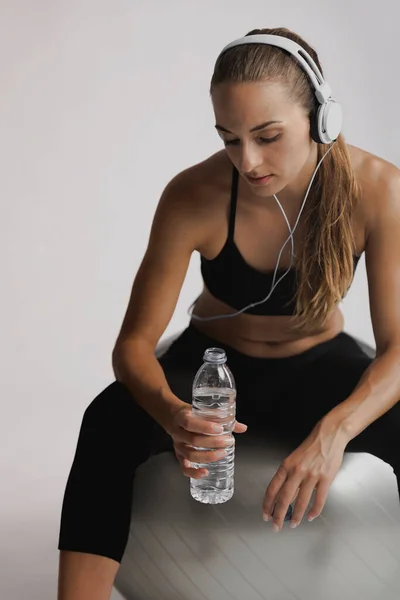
[112,168,204,433]
[322,165,400,442]
[262,166,400,529]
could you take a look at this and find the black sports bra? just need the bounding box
[200,165,360,316]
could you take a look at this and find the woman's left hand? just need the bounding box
[262,419,349,531]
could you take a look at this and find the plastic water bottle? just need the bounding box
[190,347,236,504]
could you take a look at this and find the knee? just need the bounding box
[82,380,139,429]
[81,380,158,443]
[369,402,400,466]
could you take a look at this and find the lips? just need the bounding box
[245,174,274,187]
[247,174,272,181]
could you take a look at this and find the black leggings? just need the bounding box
[57,324,400,564]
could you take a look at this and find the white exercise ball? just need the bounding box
[114,432,400,600]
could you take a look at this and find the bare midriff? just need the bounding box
[190,286,344,358]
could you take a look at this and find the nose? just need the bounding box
[237,141,264,174]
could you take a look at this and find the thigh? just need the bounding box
[280,334,399,465]
[279,333,375,448]
[76,327,205,461]
[232,360,287,435]
[281,335,400,467]
[58,328,212,561]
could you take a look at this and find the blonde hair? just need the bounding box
[210,27,361,331]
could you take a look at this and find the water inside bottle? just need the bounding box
[190,386,236,504]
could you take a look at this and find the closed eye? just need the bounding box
[224,135,280,146]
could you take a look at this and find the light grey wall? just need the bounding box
[1,1,398,598]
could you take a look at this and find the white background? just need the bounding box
[1,1,399,598]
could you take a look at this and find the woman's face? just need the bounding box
[211,80,317,202]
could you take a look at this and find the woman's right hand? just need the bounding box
[167,402,248,479]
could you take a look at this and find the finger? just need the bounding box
[307,477,330,521]
[269,477,302,531]
[289,477,317,527]
[288,487,300,505]
[175,427,234,449]
[233,421,248,433]
[174,441,228,464]
[270,487,299,522]
[176,411,225,436]
[174,449,209,479]
[262,463,288,521]
[263,465,299,520]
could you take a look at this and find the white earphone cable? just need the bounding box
[188,141,336,322]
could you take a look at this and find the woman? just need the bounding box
[57,27,400,600]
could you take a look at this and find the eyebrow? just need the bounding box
[214,120,283,134]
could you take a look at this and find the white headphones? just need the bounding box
[188,34,341,322]
[216,34,342,145]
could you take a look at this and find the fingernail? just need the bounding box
[290,521,298,528]
[272,523,280,532]
[215,450,227,458]
[262,513,270,521]
[308,516,316,522]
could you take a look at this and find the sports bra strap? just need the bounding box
[227,165,239,241]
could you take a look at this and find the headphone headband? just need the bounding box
[216,34,332,105]
[215,34,343,144]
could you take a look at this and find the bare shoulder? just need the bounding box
[171,149,228,203]
[163,150,230,251]
[350,143,399,184]
[349,143,400,229]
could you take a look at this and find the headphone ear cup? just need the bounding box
[309,106,322,144]
[310,101,342,144]
[320,100,342,143]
